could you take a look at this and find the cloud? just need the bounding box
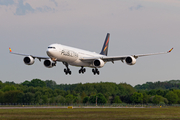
[36,6,56,13]
[50,0,58,7]
[0,0,57,16]
[15,0,35,15]
[129,4,143,11]
[0,0,14,6]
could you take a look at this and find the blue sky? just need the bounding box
[0,0,179,86]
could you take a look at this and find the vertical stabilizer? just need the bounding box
[100,33,110,56]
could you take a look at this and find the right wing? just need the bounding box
[9,48,49,60]
[80,48,173,63]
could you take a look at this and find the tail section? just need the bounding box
[100,33,110,56]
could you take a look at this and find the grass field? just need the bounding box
[0,107,180,120]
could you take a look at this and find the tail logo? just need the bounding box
[100,33,110,56]
[103,37,109,52]
[103,46,107,52]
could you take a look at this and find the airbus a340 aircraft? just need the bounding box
[9,33,173,75]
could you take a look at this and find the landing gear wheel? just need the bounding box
[64,68,72,75]
[79,67,86,74]
[92,68,100,75]
[63,62,72,75]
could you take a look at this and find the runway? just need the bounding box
[0,106,146,109]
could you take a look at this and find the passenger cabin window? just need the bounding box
[48,47,56,49]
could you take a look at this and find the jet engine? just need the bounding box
[23,56,35,65]
[93,59,105,68]
[44,59,56,68]
[125,56,136,65]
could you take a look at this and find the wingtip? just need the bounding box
[168,48,173,53]
[9,47,12,52]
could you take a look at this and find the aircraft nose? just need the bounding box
[46,49,53,56]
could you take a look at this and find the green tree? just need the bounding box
[156,89,165,96]
[42,95,48,104]
[73,94,81,103]
[49,97,55,103]
[152,95,165,104]
[54,89,66,97]
[81,91,86,100]
[89,95,96,104]
[0,91,4,103]
[45,80,57,89]
[55,95,65,103]
[142,93,150,104]
[2,85,17,92]
[173,90,180,104]
[65,94,74,104]
[97,93,107,104]
[83,96,89,103]
[23,92,35,103]
[16,92,24,103]
[113,96,122,103]
[21,81,31,87]
[130,92,143,104]
[4,90,23,103]
[34,91,41,103]
[30,79,46,87]
[165,91,178,104]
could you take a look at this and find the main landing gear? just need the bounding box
[63,62,72,75]
[79,66,86,74]
[92,68,100,75]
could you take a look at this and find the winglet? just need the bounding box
[168,48,173,53]
[9,47,12,52]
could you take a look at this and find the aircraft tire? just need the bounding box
[65,71,68,75]
[97,71,100,75]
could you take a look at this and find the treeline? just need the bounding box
[0,79,180,105]
[135,80,180,90]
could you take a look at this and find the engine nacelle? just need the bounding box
[125,56,136,65]
[93,59,105,68]
[44,59,56,68]
[23,56,35,65]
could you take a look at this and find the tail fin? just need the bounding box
[100,33,110,56]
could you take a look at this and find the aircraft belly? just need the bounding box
[69,60,91,67]
[57,55,77,63]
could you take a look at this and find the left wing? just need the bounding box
[80,48,173,63]
[9,48,49,60]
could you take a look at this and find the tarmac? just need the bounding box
[0,106,146,109]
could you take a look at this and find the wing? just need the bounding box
[9,48,49,60]
[80,48,173,63]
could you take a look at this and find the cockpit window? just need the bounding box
[48,47,56,49]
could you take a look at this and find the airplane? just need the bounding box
[9,33,173,75]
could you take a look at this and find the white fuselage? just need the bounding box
[46,44,104,67]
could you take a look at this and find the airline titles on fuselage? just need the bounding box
[61,49,78,58]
